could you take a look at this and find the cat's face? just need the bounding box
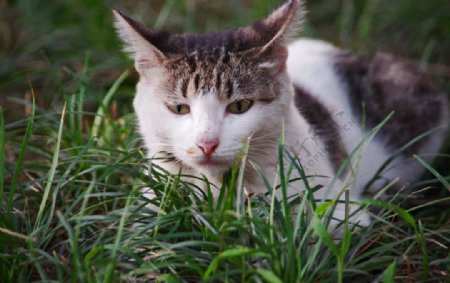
[134,49,292,178]
[114,0,303,179]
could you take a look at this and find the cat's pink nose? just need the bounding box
[197,139,220,156]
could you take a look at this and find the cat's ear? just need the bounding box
[113,10,167,75]
[258,0,305,51]
[245,0,305,70]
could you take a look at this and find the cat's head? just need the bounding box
[114,0,304,179]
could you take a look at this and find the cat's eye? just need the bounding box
[226,99,253,114]
[167,104,190,115]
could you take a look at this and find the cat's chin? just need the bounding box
[189,158,231,178]
[197,159,226,166]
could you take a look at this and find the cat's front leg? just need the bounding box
[311,179,372,230]
[326,188,372,233]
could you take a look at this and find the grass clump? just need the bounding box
[1,70,449,282]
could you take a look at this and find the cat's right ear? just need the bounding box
[113,10,166,76]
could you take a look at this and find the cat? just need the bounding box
[113,0,448,225]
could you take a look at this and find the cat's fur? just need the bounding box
[114,0,448,224]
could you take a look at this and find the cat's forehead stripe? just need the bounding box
[180,78,189,98]
[194,73,200,90]
[226,80,234,99]
[161,45,281,103]
[215,72,222,92]
[166,54,231,99]
[161,48,281,103]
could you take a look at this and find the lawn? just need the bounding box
[1,0,449,282]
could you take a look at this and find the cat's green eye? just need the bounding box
[167,104,190,115]
[226,99,253,114]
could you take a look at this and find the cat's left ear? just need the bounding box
[113,10,167,76]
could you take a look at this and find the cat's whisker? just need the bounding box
[248,132,282,142]
[248,143,280,152]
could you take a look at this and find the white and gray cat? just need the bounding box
[114,0,448,225]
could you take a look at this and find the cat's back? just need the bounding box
[286,38,448,185]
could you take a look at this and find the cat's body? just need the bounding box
[287,39,448,192]
[114,0,448,224]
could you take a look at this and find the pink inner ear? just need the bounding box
[274,45,288,71]
[135,50,166,72]
[137,59,152,70]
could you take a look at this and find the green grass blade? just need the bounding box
[7,90,35,213]
[361,199,417,230]
[34,104,66,228]
[78,53,89,133]
[357,0,380,39]
[382,261,396,283]
[103,185,139,283]
[56,211,85,283]
[278,130,290,223]
[339,0,355,45]
[91,70,129,139]
[257,269,283,283]
[235,137,250,216]
[417,221,430,280]
[311,214,338,256]
[414,155,450,191]
[203,247,263,280]
[315,201,336,219]
[153,0,176,29]
[0,107,4,205]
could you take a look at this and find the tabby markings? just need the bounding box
[294,85,349,174]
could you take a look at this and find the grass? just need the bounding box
[1,0,450,282]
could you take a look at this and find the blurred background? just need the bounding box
[1,0,449,123]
